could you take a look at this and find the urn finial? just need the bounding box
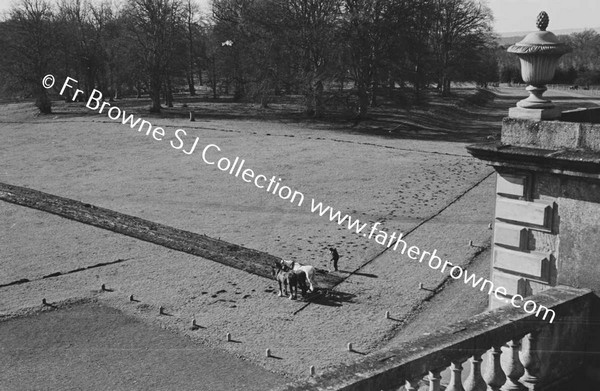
[507,12,571,120]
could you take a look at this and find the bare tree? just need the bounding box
[211,0,252,101]
[396,0,436,101]
[1,0,56,113]
[184,0,201,96]
[430,0,493,96]
[125,0,185,112]
[339,0,388,117]
[279,0,342,117]
[54,0,116,98]
[211,0,295,104]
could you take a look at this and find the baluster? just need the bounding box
[464,354,487,391]
[446,360,466,391]
[405,378,420,391]
[500,339,526,391]
[484,346,506,391]
[428,369,441,391]
[520,332,541,391]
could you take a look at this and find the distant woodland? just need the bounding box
[0,0,598,116]
[497,29,600,88]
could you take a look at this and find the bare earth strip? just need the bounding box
[0,182,340,288]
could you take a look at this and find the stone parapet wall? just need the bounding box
[468,109,600,385]
[501,116,600,152]
[273,286,594,391]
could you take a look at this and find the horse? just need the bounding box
[279,259,316,292]
[272,263,299,300]
[291,269,309,297]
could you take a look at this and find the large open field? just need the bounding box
[2,86,593,389]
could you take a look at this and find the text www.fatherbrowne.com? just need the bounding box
[46,75,555,324]
[310,202,555,323]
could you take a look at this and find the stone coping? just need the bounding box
[466,142,600,178]
[561,107,600,124]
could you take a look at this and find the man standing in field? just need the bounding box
[329,247,339,272]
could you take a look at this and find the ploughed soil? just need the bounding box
[1,85,571,388]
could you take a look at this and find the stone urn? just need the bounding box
[507,11,571,119]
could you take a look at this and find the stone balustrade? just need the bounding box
[275,285,596,391]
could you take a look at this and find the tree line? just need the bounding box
[0,0,500,117]
[3,0,599,119]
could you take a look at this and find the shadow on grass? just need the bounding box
[36,88,516,144]
[303,289,356,307]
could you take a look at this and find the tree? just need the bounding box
[453,28,498,86]
[0,0,56,113]
[399,0,436,100]
[559,29,600,78]
[429,0,493,95]
[125,0,186,112]
[211,0,307,105]
[211,0,254,101]
[339,0,388,117]
[54,0,116,99]
[380,0,436,103]
[184,0,200,95]
[278,0,342,117]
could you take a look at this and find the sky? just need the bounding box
[486,0,600,33]
[0,0,598,34]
